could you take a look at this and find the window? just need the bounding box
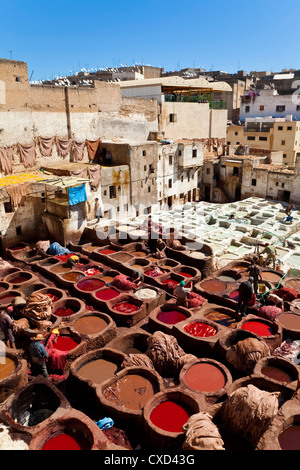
[4,201,13,213]
[233,167,239,176]
[180,193,184,199]
[259,105,265,111]
[15,77,22,82]
[227,142,231,145]
[16,226,22,236]
[178,150,182,156]
[287,126,292,130]
[245,106,250,113]
[235,132,239,135]
[252,179,257,186]
[281,140,286,145]
[144,165,147,171]
[181,175,184,182]
[276,105,286,112]
[192,149,197,158]
[276,182,279,186]
[283,154,287,158]
[148,186,151,193]
[109,185,116,199]
[169,113,177,123]
[168,179,172,188]
[278,126,283,130]
[206,168,211,175]
[297,105,300,111]
[247,136,255,141]
[259,136,268,141]
[169,155,173,165]
[142,150,146,156]
[282,183,285,188]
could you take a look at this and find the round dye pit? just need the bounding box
[184,362,226,392]
[134,288,157,300]
[131,251,147,257]
[156,310,188,325]
[9,275,30,284]
[78,358,119,384]
[54,307,76,317]
[76,278,105,292]
[84,245,102,252]
[177,272,193,278]
[53,336,79,352]
[231,265,248,273]
[0,293,20,305]
[279,425,300,450]
[97,248,117,255]
[218,275,236,282]
[150,401,192,433]
[73,315,108,335]
[229,290,239,301]
[50,265,71,274]
[101,276,115,284]
[183,322,217,337]
[113,301,139,314]
[205,311,237,328]
[0,357,16,380]
[41,431,91,450]
[61,272,85,282]
[277,313,300,330]
[261,271,283,283]
[161,279,179,287]
[103,374,156,411]
[84,268,102,276]
[261,365,293,383]
[144,268,166,278]
[241,320,274,337]
[95,288,120,301]
[200,279,227,294]
[285,279,300,292]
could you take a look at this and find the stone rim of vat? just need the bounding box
[1,376,69,430]
[142,388,203,443]
[148,303,192,334]
[71,310,117,340]
[253,355,300,390]
[260,268,285,285]
[0,267,21,281]
[237,314,282,345]
[55,270,87,286]
[107,330,151,355]
[215,268,242,283]
[98,366,164,418]
[282,276,300,293]
[0,350,27,398]
[106,294,147,326]
[155,258,181,269]
[0,290,25,308]
[179,357,233,399]
[195,277,228,296]
[6,242,30,253]
[35,286,66,305]
[201,304,240,327]
[0,281,12,292]
[3,270,35,286]
[52,297,86,322]
[174,315,226,345]
[217,328,270,360]
[126,257,151,269]
[73,276,106,295]
[36,257,61,268]
[172,265,202,281]
[275,311,300,338]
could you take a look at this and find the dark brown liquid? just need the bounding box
[78,358,118,384]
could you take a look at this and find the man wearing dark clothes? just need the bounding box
[247,259,261,295]
[237,277,254,317]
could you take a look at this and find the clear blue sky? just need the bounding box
[1,0,300,81]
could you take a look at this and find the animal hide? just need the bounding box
[55,137,73,157]
[72,141,85,162]
[38,137,54,157]
[182,412,225,450]
[24,292,52,324]
[86,139,101,161]
[220,384,280,446]
[0,146,14,175]
[17,143,36,168]
[5,182,30,208]
[226,337,270,372]
[121,353,155,370]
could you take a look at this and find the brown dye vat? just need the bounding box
[0,291,23,306]
[73,315,108,336]
[204,310,237,329]
[61,272,85,282]
[101,276,115,283]
[261,271,283,283]
[0,268,20,281]
[285,278,300,292]
[109,332,150,356]
[200,279,227,294]
[0,282,10,294]
[131,251,147,257]
[110,253,133,262]
[276,312,300,339]
[78,358,119,384]
[50,264,71,274]
[102,373,156,411]
[84,245,103,252]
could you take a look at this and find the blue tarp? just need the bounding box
[68,184,87,206]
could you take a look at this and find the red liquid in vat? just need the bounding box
[241,321,273,337]
[113,302,139,314]
[184,322,217,337]
[144,269,165,277]
[178,272,193,278]
[279,425,300,450]
[10,276,28,284]
[156,310,188,325]
[46,293,59,303]
[229,290,239,301]
[84,268,102,276]
[184,363,226,392]
[41,432,90,450]
[76,278,104,292]
[54,307,75,317]
[150,401,191,433]
[98,249,116,255]
[161,279,179,287]
[54,336,79,352]
[95,288,120,301]
[261,365,293,383]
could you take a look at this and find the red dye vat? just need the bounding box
[54,335,79,352]
[161,279,179,287]
[54,307,75,317]
[178,272,193,278]
[56,254,74,262]
[46,293,59,303]
[241,321,273,337]
[144,269,165,277]
[150,401,191,433]
[261,365,293,383]
[113,301,139,314]
[10,276,28,284]
[156,310,188,325]
[84,268,102,276]
[229,290,239,301]
[41,432,90,450]
[184,322,217,337]
[98,249,116,255]
[95,288,120,301]
[184,363,226,392]
[279,425,300,450]
[76,279,105,292]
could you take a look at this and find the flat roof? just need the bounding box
[119,75,232,92]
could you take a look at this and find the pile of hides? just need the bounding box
[46,333,68,372]
[35,240,50,254]
[24,293,52,330]
[272,287,298,302]
[5,182,30,208]
[273,338,300,364]
[219,384,280,446]
[182,412,225,451]
[121,353,155,370]
[146,331,196,377]
[187,292,206,309]
[0,424,29,450]
[226,337,270,373]
[170,240,187,251]
[257,305,283,322]
[112,274,136,291]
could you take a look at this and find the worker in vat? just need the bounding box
[264,292,284,310]
[7,297,26,320]
[29,333,49,380]
[176,280,193,308]
[67,254,80,268]
[0,308,16,349]
[285,203,295,222]
[131,270,144,288]
[237,277,254,317]
[246,259,261,295]
[261,243,277,270]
